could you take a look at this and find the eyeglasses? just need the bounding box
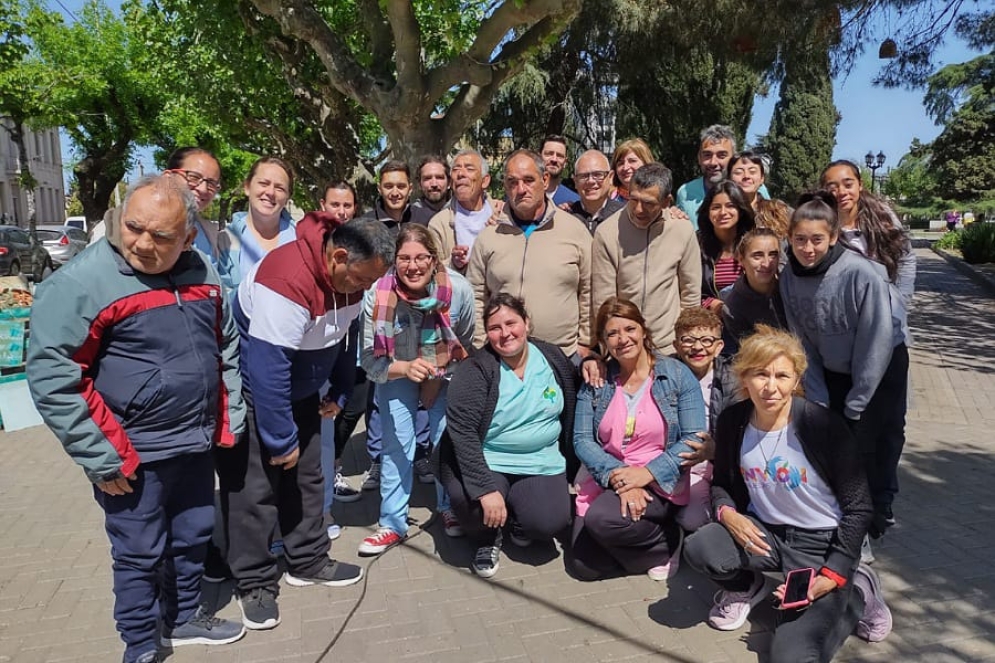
[575,170,610,183]
[679,335,719,348]
[396,254,433,268]
[174,169,222,193]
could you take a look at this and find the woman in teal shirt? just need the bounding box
[436,294,577,579]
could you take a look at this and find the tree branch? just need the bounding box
[357,0,394,79]
[383,0,422,92]
[440,7,579,146]
[247,0,389,109]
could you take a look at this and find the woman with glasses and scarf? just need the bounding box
[357,224,475,556]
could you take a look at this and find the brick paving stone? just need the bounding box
[3,248,995,662]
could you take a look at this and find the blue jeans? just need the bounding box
[93,452,214,663]
[378,378,450,534]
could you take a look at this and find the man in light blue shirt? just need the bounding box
[676,125,769,228]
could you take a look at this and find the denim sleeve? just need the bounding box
[572,382,624,487]
[644,365,705,493]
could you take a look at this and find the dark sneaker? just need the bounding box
[237,586,280,630]
[882,505,896,527]
[135,651,161,663]
[854,564,892,642]
[414,457,436,484]
[472,544,501,579]
[161,606,246,647]
[284,559,364,588]
[333,472,362,503]
[361,462,382,491]
[441,510,464,538]
[508,521,532,548]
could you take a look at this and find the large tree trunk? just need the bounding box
[3,120,37,237]
[73,137,132,227]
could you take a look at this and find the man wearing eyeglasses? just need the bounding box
[568,150,625,235]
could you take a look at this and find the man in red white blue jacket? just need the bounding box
[27,175,246,663]
[217,212,393,631]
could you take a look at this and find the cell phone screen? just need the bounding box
[783,568,814,605]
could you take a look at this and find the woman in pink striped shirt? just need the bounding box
[697,180,756,313]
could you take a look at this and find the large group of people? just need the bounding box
[27,122,916,663]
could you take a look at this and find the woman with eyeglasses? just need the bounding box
[88,147,225,252]
[163,148,226,261]
[570,297,706,582]
[217,156,298,294]
[357,224,475,557]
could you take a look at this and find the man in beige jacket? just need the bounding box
[467,149,593,360]
[592,162,701,349]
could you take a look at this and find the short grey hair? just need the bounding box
[699,125,737,152]
[331,219,395,265]
[630,162,673,200]
[503,149,545,179]
[123,174,198,231]
[453,148,489,177]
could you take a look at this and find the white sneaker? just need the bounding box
[861,535,875,565]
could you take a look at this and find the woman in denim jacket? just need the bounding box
[570,297,707,581]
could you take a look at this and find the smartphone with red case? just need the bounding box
[780,567,815,609]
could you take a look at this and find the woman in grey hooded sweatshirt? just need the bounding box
[779,192,907,557]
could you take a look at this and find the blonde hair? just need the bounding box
[732,325,807,398]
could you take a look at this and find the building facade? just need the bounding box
[0,119,65,227]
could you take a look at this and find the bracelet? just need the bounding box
[819,566,847,588]
[716,504,736,523]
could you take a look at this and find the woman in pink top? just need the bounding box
[571,297,707,581]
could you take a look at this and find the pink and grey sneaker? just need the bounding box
[441,510,464,538]
[647,530,684,581]
[708,572,766,631]
[358,528,405,556]
[854,564,893,642]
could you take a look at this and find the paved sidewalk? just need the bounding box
[2,248,994,662]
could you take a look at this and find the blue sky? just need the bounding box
[55,1,984,186]
[746,37,981,169]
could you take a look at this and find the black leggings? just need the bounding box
[825,343,909,518]
[444,470,571,545]
[570,489,680,580]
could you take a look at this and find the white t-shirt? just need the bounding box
[454,199,493,250]
[740,423,842,529]
[699,369,713,422]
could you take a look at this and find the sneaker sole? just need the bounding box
[160,627,246,647]
[282,568,364,588]
[709,576,767,631]
[472,563,499,579]
[333,491,363,503]
[201,575,228,584]
[236,597,280,631]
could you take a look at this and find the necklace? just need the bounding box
[750,420,788,479]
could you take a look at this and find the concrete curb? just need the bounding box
[931,245,995,297]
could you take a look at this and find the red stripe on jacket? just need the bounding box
[71,284,230,475]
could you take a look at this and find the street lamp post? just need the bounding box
[865,150,886,193]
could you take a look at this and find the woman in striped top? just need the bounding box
[697,180,756,313]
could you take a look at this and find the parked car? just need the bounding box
[36,225,88,267]
[64,216,87,231]
[0,226,53,281]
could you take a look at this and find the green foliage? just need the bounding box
[765,46,838,202]
[883,138,940,207]
[959,221,995,264]
[934,229,961,250]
